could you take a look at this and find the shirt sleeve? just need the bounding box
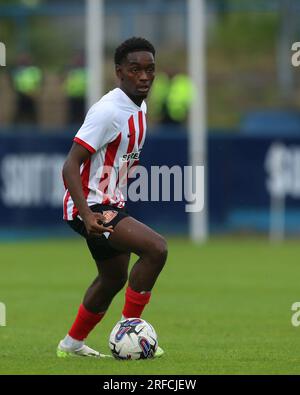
[74,102,118,153]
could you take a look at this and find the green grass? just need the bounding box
[1,236,300,375]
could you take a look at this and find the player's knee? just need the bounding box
[151,236,168,265]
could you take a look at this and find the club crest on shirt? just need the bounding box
[102,210,118,224]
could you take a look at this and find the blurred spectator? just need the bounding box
[148,72,171,122]
[12,53,42,124]
[64,52,87,124]
[149,71,194,125]
[166,74,194,123]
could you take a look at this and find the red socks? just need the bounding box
[68,288,151,341]
[68,304,105,341]
[122,286,151,319]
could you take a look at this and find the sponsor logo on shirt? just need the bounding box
[121,150,141,162]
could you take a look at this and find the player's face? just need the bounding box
[116,51,155,102]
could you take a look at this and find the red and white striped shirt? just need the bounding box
[63,88,146,220]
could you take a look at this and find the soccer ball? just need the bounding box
[109,318,158,360]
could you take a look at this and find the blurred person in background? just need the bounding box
[148,69,194,125]
[166,73,194,124]
[147,71,171,123]
[12,53,42,124]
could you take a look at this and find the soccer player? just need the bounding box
[57,37,167,358]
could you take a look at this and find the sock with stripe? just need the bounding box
[122,286,151,319]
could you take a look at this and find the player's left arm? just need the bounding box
[63,142,113,236]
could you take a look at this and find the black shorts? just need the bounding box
[67,204,129,261]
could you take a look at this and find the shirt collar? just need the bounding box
[115,87,145,110]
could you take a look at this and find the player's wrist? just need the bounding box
[80,207,94,222]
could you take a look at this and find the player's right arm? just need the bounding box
[62,143,113,237]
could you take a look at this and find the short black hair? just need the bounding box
[114,37,155,65]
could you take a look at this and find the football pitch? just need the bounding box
[1,236,300,375]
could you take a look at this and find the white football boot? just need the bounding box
[56,340,112,358]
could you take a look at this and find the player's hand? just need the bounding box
[82,211,114,237]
